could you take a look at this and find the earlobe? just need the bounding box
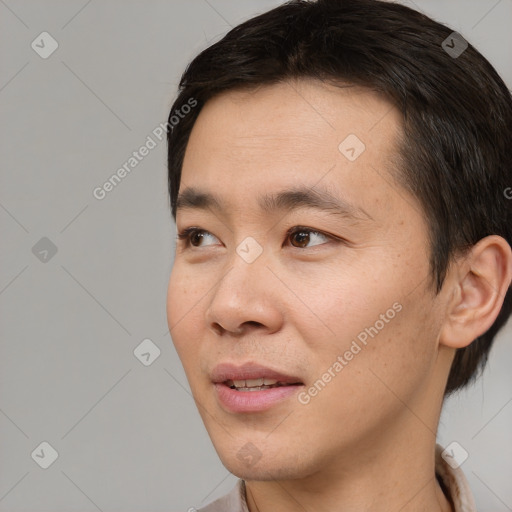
[439,235,512,349]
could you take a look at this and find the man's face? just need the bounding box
[167,79,450,480]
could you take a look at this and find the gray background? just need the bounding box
[0,0,511,511]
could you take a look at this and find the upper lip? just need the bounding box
[211,362,303,384]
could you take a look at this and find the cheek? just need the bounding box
[278,258,396,353]
[293,304,437,446]
[293,257,436,388]
[167,265,205,357]
[322,295,437,407]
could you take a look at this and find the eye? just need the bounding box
[286,226,331,248]
[176,227,219,248]
[176,226,334,249]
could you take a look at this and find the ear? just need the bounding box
[439,235,512,349]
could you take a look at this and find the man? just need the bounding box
[166,0,512,510]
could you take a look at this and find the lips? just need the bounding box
[211,362,304,412]
[211,362,303,387]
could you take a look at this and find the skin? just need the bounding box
[167,79,512,512]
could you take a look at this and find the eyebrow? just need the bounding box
[176,186,373,222]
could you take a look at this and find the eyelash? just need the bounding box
[176,226,337,250]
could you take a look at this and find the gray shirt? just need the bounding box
[196,444,477,512]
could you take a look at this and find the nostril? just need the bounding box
[244,321,263,328]
[213,321,263,336]
[211,323,225,336]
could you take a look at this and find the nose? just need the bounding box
[204,253,283,337]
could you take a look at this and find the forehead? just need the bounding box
[179,79,404,218]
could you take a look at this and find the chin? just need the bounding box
[223,460,306,481]
[216,443,313,481]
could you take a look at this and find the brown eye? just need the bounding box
[177,228,219,248]
[290,230,311,248]
[287,227,330,248]
[190,231,205,246]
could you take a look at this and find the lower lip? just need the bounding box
[214,383,303,413]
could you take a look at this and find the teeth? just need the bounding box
[236,385,274,391]
[228,378,281,389]
[245,378,264,387]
